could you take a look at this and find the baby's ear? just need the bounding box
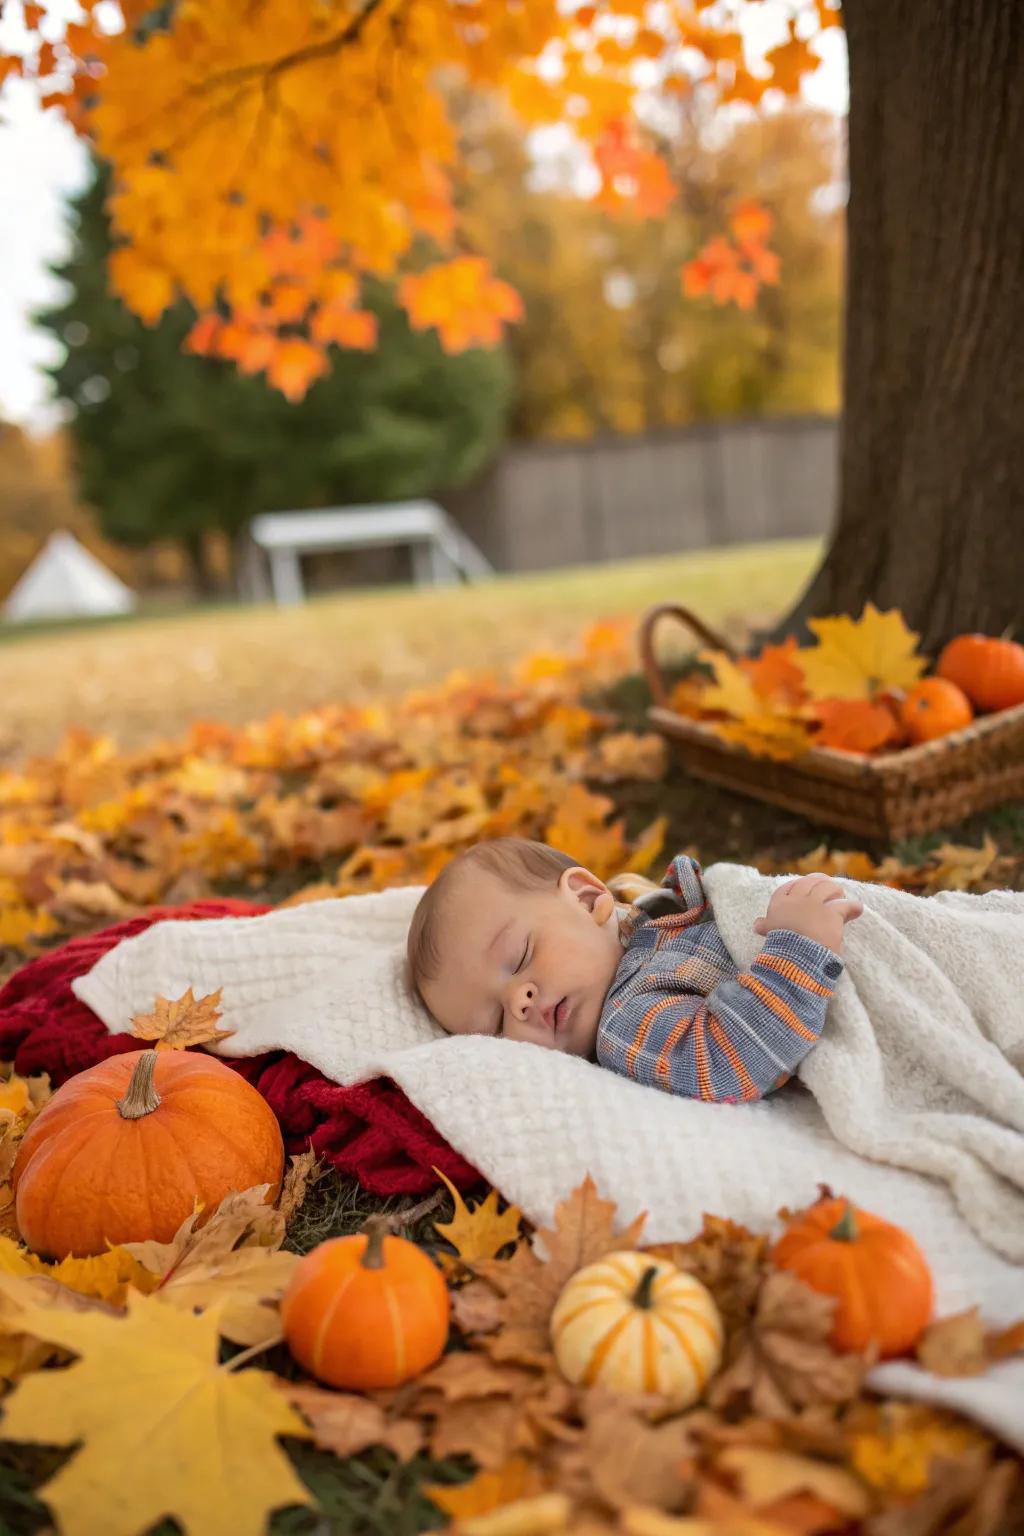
[560,866,615,923]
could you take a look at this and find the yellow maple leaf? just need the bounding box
[0,1237,160,1307]
[1,1291,313,1536]
[433,1168,523,1267]
[129,987,234,1050]
[795,603,927,701]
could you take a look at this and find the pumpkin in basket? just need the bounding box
[772,1197,933,1357]
[900,678,973,743]
[550,1250,723,1406]
[11,1048,284,1260]
[281,1219,449,1389]
[937,634,1024,712]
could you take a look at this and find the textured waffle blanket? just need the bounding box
[71,871,1024,1448]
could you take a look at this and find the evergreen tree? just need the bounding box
[39,170,512,589]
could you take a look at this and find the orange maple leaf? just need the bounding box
[593,119,676,221]
[265,338,329,402]
[730,199,774,245]
[766,20,820,96]
[739,637,808,708]
[310,305,378,351]
[812,698,902,754]
[399,257,524,353]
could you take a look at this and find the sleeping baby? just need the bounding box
[406,837,864,1102]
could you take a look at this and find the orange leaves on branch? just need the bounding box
[683,200,781,312]
[2,0,844,393]
[399,257,524,353]
[593,118,677,221]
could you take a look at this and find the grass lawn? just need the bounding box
[0,539,820,763]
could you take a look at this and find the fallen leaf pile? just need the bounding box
[0,1110,1020,1536]
[667,604,1017,760]
[0,620,670,976]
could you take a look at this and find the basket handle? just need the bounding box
[640,603,736,707]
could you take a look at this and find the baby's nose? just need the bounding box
[513,981,537,1020]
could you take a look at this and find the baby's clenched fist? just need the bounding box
[752,874,864,956]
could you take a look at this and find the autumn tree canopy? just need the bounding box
[38,168,512,587]
[2,0,835,400]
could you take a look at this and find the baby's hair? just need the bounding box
[407,837,576,995]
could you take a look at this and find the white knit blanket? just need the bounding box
[72,870,1024,1448]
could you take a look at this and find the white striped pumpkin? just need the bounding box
[550,1250,723,1406]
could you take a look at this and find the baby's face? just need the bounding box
[419,863,624,1057]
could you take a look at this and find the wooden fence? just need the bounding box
[444,414,838,572]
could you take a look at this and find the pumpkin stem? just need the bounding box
[830,1203,859,1243]
[632,1264,659,1310]
[361,1215,389,1270]
[116,1050,162,1120]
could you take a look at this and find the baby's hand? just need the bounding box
[752,874,864,955]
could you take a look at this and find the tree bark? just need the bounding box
[183,530,219,595]
[781,0,1024,656]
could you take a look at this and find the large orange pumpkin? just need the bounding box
[900,678,973,743]
[281,1220,450,1389]
[12,1048,284,1260]
[772,1197,933,1357]
[937,634,1024,712]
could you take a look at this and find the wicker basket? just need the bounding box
[640,603,1024,842]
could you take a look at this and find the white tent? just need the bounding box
[2,531,137,623]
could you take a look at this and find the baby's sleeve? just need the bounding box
[597,923,843,1103]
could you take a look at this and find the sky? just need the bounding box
[0,6,848,433]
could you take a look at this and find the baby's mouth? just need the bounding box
[554,996,570,1030]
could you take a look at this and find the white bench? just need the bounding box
[245,501,493,605]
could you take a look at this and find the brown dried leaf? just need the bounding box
[848,1402,991,1499]
[480,1176,647,1334]
[451,1278,506,1337]
[423,1456,544,1522]
[275,1150,321,1227]
[916,1310,989,1378]
[578,1390,698,1514]
[430,1394,525,1468]
[709,1272,868,1419]
[986,1317,1024,1363]
[648,1215,770,1337]
[276,1378,423,1461]
[714,1446,872,1519]
[417,1351,537,1403]
[129,986,234,1050]
[123,1181,285,1278]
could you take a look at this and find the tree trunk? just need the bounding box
[781,0,1024,656]
[183,530,218,595]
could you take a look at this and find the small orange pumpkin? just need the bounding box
[772,1197,933,1357]
[281,1219,450,1389]
[937,634,1024,712]
[12,1048,284,1260]
[900,677,973,743]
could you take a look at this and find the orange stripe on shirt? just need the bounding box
[737,973,819,1041]
[754,951,833,996]
[654,1007,698,1084]
[693,1007,714,1101]
[625,995,679,1075]
[708,1014,760,1102]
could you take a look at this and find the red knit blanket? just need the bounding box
[0,900,479,1196]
